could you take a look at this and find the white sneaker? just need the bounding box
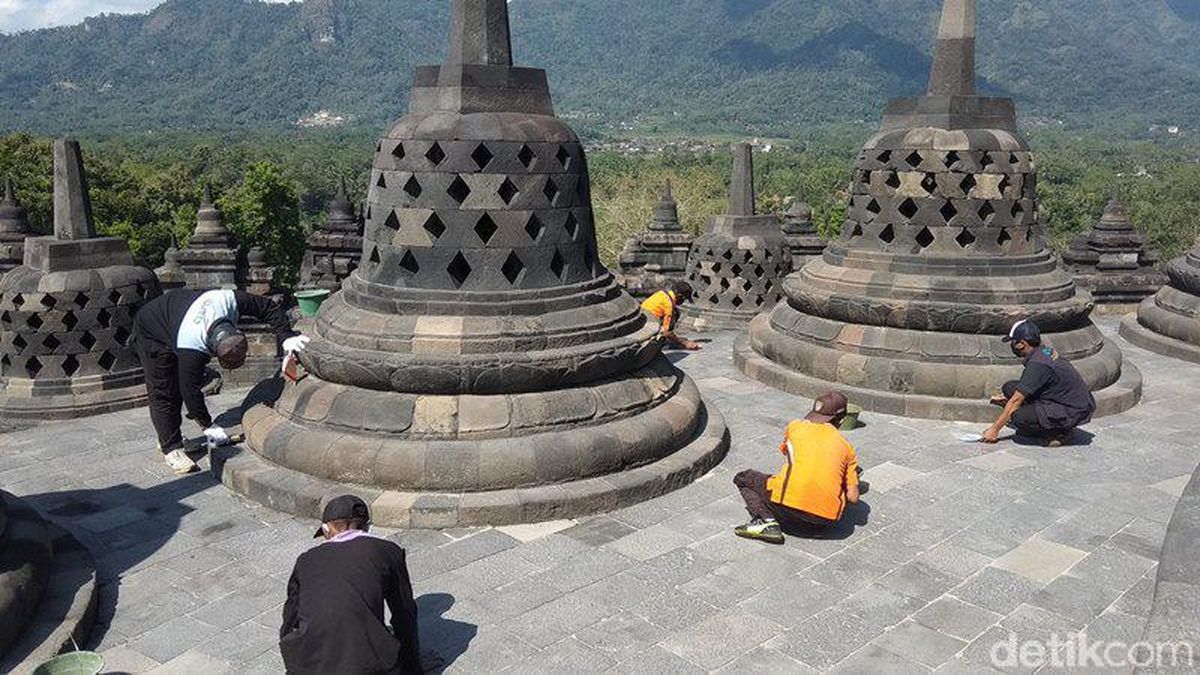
[164,449,200,475]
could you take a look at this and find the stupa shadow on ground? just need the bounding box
[0,315,1197,672]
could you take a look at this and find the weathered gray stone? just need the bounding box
[299,178,364,292]
[0,179,31,274]
[617,183,694,298]
[1063,198,1166,309]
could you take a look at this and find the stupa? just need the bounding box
[780,199,826,266]
[735,0,1141,421]
[154,234,186,291]
[299,179,364,291]
[0,139,161,420]
[1062,198,1165,311]
[1120,238,1200,363]
[616,182,693,298]
[232,246,284,387]
[0,179,31,274]
[679,143,792,331]
[219,0,728,528]
[176,186,239,290]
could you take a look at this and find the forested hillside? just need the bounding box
[0,0,1198,135]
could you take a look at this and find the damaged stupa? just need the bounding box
[680,143,792,331]
[779,199,826,267]
[616,183,693,298]
[735,0,1141,421]
[1062,198,1166,311]
[220,0,728,528]
[0,140,161,420]
[1121,238,1200,364]
[298,179,364,291]
[0,180,31,274]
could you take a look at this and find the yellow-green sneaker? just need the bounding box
[735,518,785,545]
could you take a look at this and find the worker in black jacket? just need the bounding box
[281,495,422,675]
[133,288,307,474]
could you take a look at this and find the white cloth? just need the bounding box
[176,290,239,354]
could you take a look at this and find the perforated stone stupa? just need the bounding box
[680,143,792,331]
[0,140,161,420]
[0,180,31,274]
[1120,238,1200,363]
[735,0,1141,422]
[1062,198,1165,310]
[299,179,364,291]
[780,199,826,266]
[617,183,693,298]
[220,0,728,528]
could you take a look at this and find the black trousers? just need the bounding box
[135,325,185,453]
[733,470,836,531]
[1002,381,1069,438]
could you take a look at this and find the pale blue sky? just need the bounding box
[0,0,293,33]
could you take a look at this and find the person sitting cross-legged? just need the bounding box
[641,281,701,351]
[733,392,860,544]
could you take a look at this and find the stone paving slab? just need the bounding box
[1,318,1198,672]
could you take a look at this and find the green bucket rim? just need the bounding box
[33,651,105,675]
[294,289,332,300]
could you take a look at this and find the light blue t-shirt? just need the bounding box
[176,289,240,354]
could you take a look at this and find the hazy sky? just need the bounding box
[0,0,293,33]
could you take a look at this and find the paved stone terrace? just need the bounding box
[1,318,1195,673]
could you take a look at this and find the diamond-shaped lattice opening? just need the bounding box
[898,198,919,219]
[403,176,422,199]
[731,296,744,308]
[73,291,90,309]
[471,144,494,170]
[978,202,996,223]
[742,251,753,263]
[498,178,519,205]
[885,173,901,190]
[866,199,881,215]
[385,211,401,231]
[542,178,560,205]
[550,250,566,280]
[879,224,896,244]
[564,213,579,239]
[518,145,536,169]
[40,295,57,309]
[62,354,80,377]
[722,250,733,261]
[399,250,420,276]
[368,246,381,267]
[1011,201,1025,218]
[764,279,774,292]
[921,174,938,194]
[858,171,871,185]
[719,278,731,290]
[905,151,923,168]
[97,308,111,328]
[446,252,472,288]
[712,263,722,273]
[25,356,42,377]
[916,227,935,249]
[755,295,765,307]
[392,142,405,160]
[13,335,28,353]
[27,313,42,330]
[115,326,131,345]
[960,174,977,195]
[980,152,994,168]
[876,150,892,164]
[754,265,765,277]
[501,252,525,285]
[376,173,387,189]
[731,264,743,276]
[80,331,97,350]
[11,293,24,308]
[423,213,446,240]
[98,351,116,371]
[851,224,864,237]
[366,207,373,220]
[1010,153,1020,165]
[743,280,754,292]
[524,214,544,241]
[0,355,8,371]
[556,145,571,168]
[764,249,773,261]
[425,143,447,166]
[447,176,472,205]
[956,228,977,248]
[1026,227,1035,242]
[108,289,122,305]
[0,310,9,326]
[997,228,1013,247]
[42,334,61,351]
[945,151,960,167]
[940,201,958,223]
[998,175,1012,195]
[63,311,78,330]
[474,214,498,245]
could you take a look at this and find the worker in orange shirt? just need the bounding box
[641,281,701,350]
[733,392,860,544]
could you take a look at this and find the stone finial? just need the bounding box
[447,0,513,67]
[728,143,756,217]
[192,184,234,247]
[329,177,356,223]
[52,138,97,241]
[927,0,976,96]
[0,177,30,235]
[648,181,682,232]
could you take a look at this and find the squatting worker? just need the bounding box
[983,319,1096,447]
[281,495,421,674]
[733,392,859,544]
[641,281,701,350]
[133,288,308,474]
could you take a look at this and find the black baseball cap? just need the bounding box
[1002,319,1041,344]
[806,391,849,424]
[314,494,371,538]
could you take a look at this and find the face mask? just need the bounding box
[1011,343,1024,358]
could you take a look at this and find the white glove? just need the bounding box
[282,335,311,354]
[203,426,231,447]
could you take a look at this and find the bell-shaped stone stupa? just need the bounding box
[0,179,31,274]
[735,0,1141,421]
[176,186,239,290]
[617,182,694,298]
[1121,237,1200,363]
[220,0,728,528]
[299,178,364,291]
[780,199,826,266]
[0,140,162,420]
[680,144,792,331]
[1062,197,1165,311]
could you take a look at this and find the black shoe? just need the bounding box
[734,518,785,545]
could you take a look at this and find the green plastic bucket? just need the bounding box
[840,404,863,431]
[295,289,332,317]
[33,652,104,675]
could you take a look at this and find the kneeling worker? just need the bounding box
[733,392,859,544]
[982,319,1096,446]
[642,281,701,350]
[134,288,308,474]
